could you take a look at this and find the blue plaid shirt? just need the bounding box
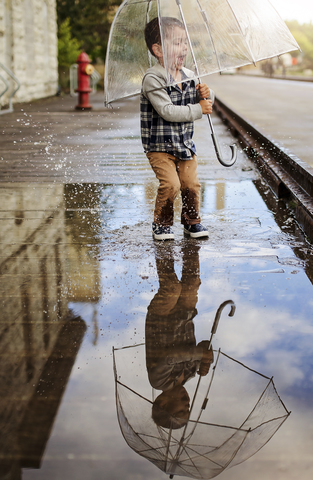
[140,71,198,161]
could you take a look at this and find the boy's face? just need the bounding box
[153,26,188,72]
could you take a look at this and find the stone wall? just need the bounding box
[0,0,58,107]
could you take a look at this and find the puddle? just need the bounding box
[0,102,313,480]
[0,175,313,480]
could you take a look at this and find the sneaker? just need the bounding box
[184,224,209,238]
[152,222,175,241]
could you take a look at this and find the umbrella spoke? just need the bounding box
[114,329,290,478]
[105,0,300,105]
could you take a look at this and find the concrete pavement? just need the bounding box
[208,73,313,167]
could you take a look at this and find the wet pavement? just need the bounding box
[1,93,313,480]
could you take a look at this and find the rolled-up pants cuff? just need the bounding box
[182,213,201,226]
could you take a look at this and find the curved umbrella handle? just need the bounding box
[211,299,236,335]
[211,132,237,167]
[174,0,236,168]
[208,114,237,167]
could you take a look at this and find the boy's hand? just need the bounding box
[197,341,214,364]
[199,99,213,115]
[197,341,214,377]
[196,83,210,99]
[198,362,211,376]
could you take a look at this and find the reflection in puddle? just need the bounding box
[114,244,290,479]
[1,178,312,479]
[0,184,87,476]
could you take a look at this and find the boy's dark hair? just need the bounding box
[152,399,188,430]
[144,17,185,57]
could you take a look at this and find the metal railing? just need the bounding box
[69,64,101,97]
[0,62,21,115]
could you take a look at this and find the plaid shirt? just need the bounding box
[140,71,198,161]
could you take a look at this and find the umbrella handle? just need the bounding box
[212,300,236,335]
[208,114,237,167]
[175,0,236,168]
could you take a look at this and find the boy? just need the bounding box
[141,17,214,240]
[145,243,214,428]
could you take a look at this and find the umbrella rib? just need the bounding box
[169,349,222,471]
[225,414,291,469]
[178,444,225,469]
[146,0,153,68]
[221,351,271,379]
[116,401,167,463]
[175,0,201,78]
[243,413,291,461]
[224,0,257,66]
[137,443,170,456]
[195,0,222,71]
[116,380,153,403]
[245,413,291,432]
[270,377,292,415]
[125,0,148,4]
[222,429,250,470]
[114,342,145,351]
[165,424,173,472]
[180,348,222,449]
[185,419,249,431]
[238,377,274,429]
[171,445,204,477]
[104,0,127,105]
[191,348,221,427]
[178,414,290,472]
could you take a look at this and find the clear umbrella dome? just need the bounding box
[113,344,290,479]
[104,0,300,105]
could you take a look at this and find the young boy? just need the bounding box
[145,243,214,428]
[141,17,214,240]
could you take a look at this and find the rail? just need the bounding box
[0,74,9,99]
[214,97,313,242]
[70,64,101,97]
[0,62,20,115]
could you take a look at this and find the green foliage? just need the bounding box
[58,18,82,67]
[286,20,313,68]
[56,0,122,63]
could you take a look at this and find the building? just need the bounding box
[0,0,58,108]
[0,181,88,477]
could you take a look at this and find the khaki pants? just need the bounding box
[147,152,201,226]
[145,244,201,389]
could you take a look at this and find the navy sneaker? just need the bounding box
[184,224,208,238]
[152,222,175,241]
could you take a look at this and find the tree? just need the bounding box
[56,0,122,63]
[58,18,82,67]
[286,20,313,69]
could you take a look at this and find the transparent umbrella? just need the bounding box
[104,0,300,166]
[113,302,290,479]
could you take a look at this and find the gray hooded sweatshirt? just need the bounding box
[140,63,215,160]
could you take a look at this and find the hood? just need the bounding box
[143,62,199,85]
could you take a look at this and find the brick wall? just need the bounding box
[0,0,58,107]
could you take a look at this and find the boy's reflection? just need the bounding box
[145,244,213,429]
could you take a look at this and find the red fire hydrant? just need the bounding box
[75,52,94,110]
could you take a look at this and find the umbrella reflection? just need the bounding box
[113,243,290,479]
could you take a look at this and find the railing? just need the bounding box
[69,64,101,97]
[0,62,21,115]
